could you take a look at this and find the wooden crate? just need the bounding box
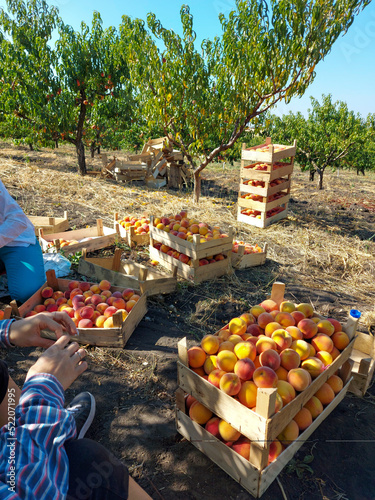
[241,162,294,183]
[348,332,375,397]
[241,137,297,164]
[16,270,147,348]
[175,282,354,497]
[149,218,234,284]
[28,211,69,236]
[114,162,147,182]
[78,248,177,297]
[231,243,268,270]
[114,213,150,248]
[238,191,290,212]
[39,219,120,255]
[240,176,292,197]
[237,205,289,229]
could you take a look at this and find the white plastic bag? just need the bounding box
[43,253,71,278]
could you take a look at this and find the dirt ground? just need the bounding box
[1,142,375,499]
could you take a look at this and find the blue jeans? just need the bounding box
[0,239,45,303]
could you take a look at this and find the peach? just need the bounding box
[41,286,54,299]
[250,305,266,318]
[234,341,256,361]
[98,280,111,291]
[189,401,213,425]
[274,312,295,328]
[80,306,94,320]
[287,368,311,392]
[217,329,230,342]
[301,357,325,378]
[293,407,313,431]
[279,301,296,313]
[246,324,263,336]
[218,341,235,353]
[260,349,281,371]
[122,288,135,300]
[317,319,335,336]
[277,380,296,406]
[46,303,58,313]
[56,297,68,307]
[125,300,137,313]
[308,344,316,357]
[208,369,226,388]
[104,306,118,318]
[234,358,255,381]
[220,373,242,396]
[218,420,241,442]
[95,315,107,328]
[275,392,283,413]
[291,310,306,324]
[314,383,335,405]
[237,380,258,408]
[268,440,284,464]
[298,318,318,339]
[112,297,126,310]
[311,333,334,353]
[332,331,350,350]
[217,350,238,372]
[228,317,247,336]
[78,319,93,328]
[257,312,275,329]
[291,339,311,361]
[256,336,277,354]
[96,303,109,315]
[330,346,341,360]
[227,334,243,346]
[311,316,321,324]
[239,313,256,326]
[259,299,278,313]
[275,366,289,381]
[61,306,74,318]
[327,318,342,333]
[280,348,301,370]
[188,346,206,368]
[296,303,314,318]
[231,437,251,460]
[285,326,303,341]
[129,294,140,302]
[192,367,206,377]
[44,298,56,306]
[201,334,220,355]
[90,294,103,307]
[90,284,101,294]
[271,329,293,351]
[326,375,344,394]
[304,396,323,419]
[253,366,278,388]
[264,322,282,337]
[316,350,333,367]
[205,417,221,438]
[78,281,91,292]
[115,309,128,322]
[277,419,299,445]
[185,394,197,410]
[34,304,46,313]
[68,280,80,291]
[203,355,218,375]
[53,290,64,300]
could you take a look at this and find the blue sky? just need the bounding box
[1,0,374,118]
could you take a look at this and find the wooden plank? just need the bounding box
[238,193,290,212]
[28,214,69,236]
[240,163,294,182]
[237,206,288,229]
[270,282,285,307]
[242,139,296,164]
[231,243,267,270]
[239,177,291,197]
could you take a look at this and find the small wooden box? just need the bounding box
[114,213,150,248]
[240,177,291,197]
[237,205,289,229]
[348,332,375,397]
[241,137,296,164]
[78,248,177,297]
[17,270,147,348]
[28,211,69,236]
[149,218,234,284]
[39,219,120,255]
[231,243,268,270]
[240,162,294,183]
[176,282,354,497]
[238,191,290,212]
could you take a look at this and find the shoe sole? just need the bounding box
[77,392,96,439]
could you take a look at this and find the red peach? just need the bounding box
[61,306,74,318]
[99,280,111,291]
[332,331,350,350]
[287,368,311,392]
[330,346,341,360]
[56,297,68,307]
[188,346,206,368]
[53,290,64,300]
[205,417,221,438]
[274,312,295,328]
[80,306,94,320]
[231,436,251,460]
[34,304,46,313]
[280,348,301,370]
[259,299,279,313]
[41,286,54,299]
[291,310,306,324]
[253,366,278,388]
[68,280,80,291]
[316,319,335,336]
[259,349,281,371]
[268,440,284,463]
[112,297,126,310]
[78,319,93,328]
[219,373,242,396]
[296,303,314,318]
[311,333,334,353]
[246,324,263,336]
[78,281,91,292]
[122,288,135,300]
[46,303,58,312]
[301,357,325,378]
[125,300,137,313]
[208,369,226,388]
[327,318,342,333]
[234,358,255,381]
[96,303,109,314]
[277,380,296,406]
[257,312,275,329]
[103,306,118,318]
[239,313,256,326]
[256,336,277,354]
[271,329,293,351]
[185,394,197,410]
[298,319,318,339]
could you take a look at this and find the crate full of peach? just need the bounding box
[176,283,354,495]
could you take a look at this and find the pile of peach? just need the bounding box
[185,299,349,462]
[117,215,150,235]
[243,178,286,188]
[153,210,229,243]
[232,241,263,255]
[243,161,286,171]
[152,241,227,267]
[240,191,285,203]
[46,237,83,249]
[240,206,286,220]
[24,280,140,328]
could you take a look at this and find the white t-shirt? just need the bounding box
[0,179,36,247]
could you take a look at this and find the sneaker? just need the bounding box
[66,392,96,439]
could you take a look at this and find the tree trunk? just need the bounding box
[28,143,34,151]
[318,169,324,190]
[76,140,87,176]
[97,145,101,155]
[55,140,58,149]
[309,169,315,181]
[90,142,96,159]
[193,170,201,204]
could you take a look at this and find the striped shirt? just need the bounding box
[0,320,76,499]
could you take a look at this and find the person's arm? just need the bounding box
[0,183,30,247]
[0,320,14,349]
[0,336,87,499]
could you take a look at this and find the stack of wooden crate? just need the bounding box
[237,137,296,228]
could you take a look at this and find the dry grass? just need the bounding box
[1,139,374,318]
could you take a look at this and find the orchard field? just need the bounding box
[1,140,375,499]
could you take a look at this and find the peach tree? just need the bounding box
[120,0,371,202]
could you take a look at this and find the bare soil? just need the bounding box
[1,141,375,500]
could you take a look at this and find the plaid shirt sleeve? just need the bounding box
[0,374,77,499]
[0,319,15,349]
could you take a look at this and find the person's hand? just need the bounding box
[25,335,87,390]
[9,312,78,349]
